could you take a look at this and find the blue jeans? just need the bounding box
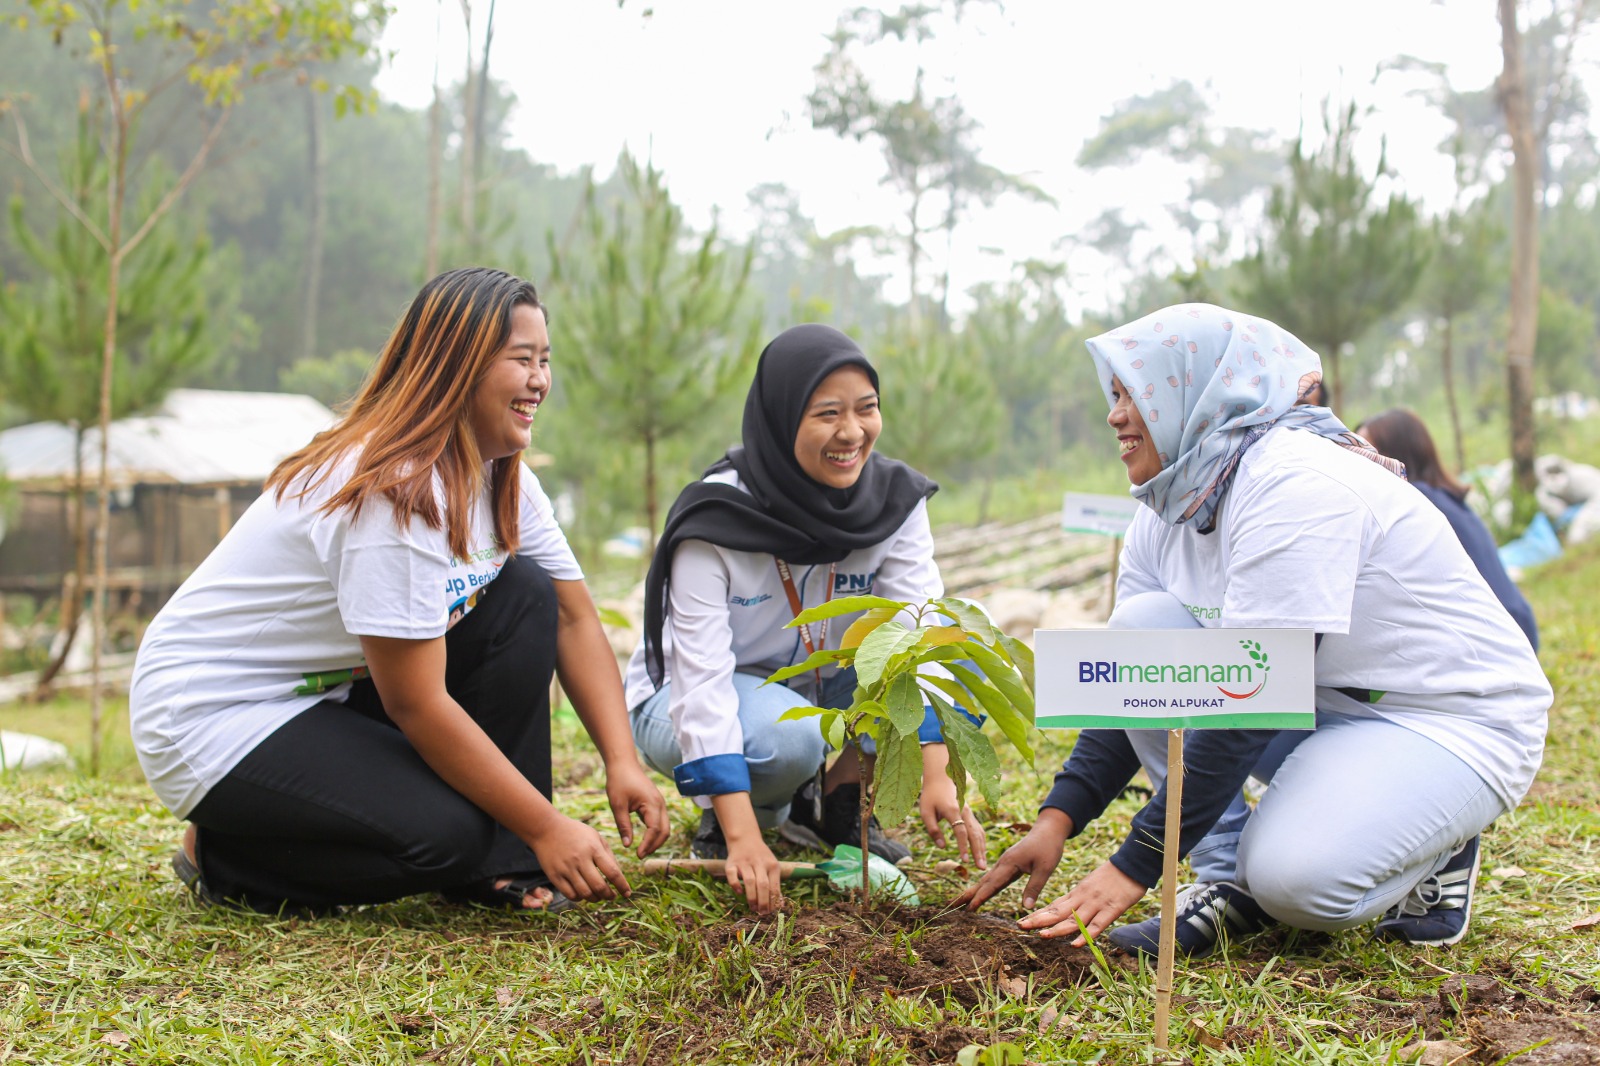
[1110,591,1505,930]
[631,670,854,829]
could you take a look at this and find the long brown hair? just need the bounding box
[1357,408,1468,499]
[266,267,545,561]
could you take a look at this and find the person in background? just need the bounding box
[132,267,669,915]
[627,324,983,914]
[1357,408,1538,650]
[959,303,1550,958]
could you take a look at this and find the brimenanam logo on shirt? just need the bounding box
[1077,638,1272,701]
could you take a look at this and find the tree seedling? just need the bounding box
[766,594,1035,902]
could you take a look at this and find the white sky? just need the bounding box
[373,0,1514,315]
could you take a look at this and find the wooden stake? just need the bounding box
[1107,534,1122,615]
[1153,727,1185,1050]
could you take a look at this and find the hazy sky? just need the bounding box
[374,0,1517,313]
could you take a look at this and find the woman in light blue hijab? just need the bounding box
[959,304,1550,960]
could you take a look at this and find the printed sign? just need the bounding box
[1061,492,1141,537]
[1034,628,1315,730]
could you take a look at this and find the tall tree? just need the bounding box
[1234,101,1429,412]
[0,105,214,693]
[546,154,762,548]
[2,0,383,771]
[869,313,1001,489]
[1499,0,1545,496]
[1077,80,1284,273]
[809,2,1049,323]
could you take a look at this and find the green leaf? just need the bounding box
[776,704,829,723]
[871,724,922,828]
[853,621,918,688]
[938,707,969,810]
[821,711,846,751]
[932,596,1000,645]
[596,605,631,629]
[946,661,1034,762]
[787,595,906,629]
[964,640,1037,730]
[929,690,1003,810]
[841,606,900,650]
[997,634,1035,693]
[764,648,852,686]
[884,672,925,736]
[917,625,969,648]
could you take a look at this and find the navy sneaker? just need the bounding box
[779,780,912,866]
[1106,881,1276,959]
[1374,835,1481,946]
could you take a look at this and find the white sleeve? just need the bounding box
[516,464,583,580]
[317,497,452,639]
[1221,464,1370,633]
[665,539,745,765]
[1116,508,1165,600]
[872,500,944,604]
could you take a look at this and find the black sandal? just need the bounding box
[440,872,574,913]
[170,847,217,906]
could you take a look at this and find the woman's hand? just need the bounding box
[1016,860,1146,946]
[918,743,986,869]
[723,835,784,916]
[605,762,671,858]
[711,793,782,915]
[526,811,633,903]
[954,807,1072,911]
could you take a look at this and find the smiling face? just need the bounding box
[468,303,551,461]
[1108,374,1163,486]
[792,365,881,489]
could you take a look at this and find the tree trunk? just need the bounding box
[298,84,326,364]
[1328,344,1345,414]
[1499,0,1541,496]
[34,427,90,694]
[424,0,444,278]
[1442,314,1468,473]
[858,740,872,903]
[91,154,126,779]
[457,0,477,255]
[644,431,658,557]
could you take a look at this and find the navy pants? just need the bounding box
[187,555,557,913]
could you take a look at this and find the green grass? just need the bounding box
[3,546,1599,1064]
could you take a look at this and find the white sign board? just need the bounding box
[1033,628,1316,730]
[1062,492,1141,537]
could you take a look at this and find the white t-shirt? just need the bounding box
[131,456,582,817]
[622,469,943,772]
[1117,426,1550,809]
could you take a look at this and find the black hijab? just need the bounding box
[643,324,938,685]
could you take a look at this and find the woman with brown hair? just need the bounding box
[131,267,669,914]
[1357,408,1538,650]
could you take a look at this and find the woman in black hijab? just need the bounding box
[622,324,982,913]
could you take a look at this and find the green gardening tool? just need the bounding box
[640,844,919,904]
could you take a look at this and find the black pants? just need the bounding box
[187,555,558,913]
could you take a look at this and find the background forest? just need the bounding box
[3,0,1598,573]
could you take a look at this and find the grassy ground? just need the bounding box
[3,546,1599,1064]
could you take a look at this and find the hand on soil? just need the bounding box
[1017,860,1145,947]
[724,837,783,915]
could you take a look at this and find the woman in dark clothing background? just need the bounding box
[1358,408,1539,650]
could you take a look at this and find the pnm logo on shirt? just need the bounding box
[835,571,877,593]
[730,593,772,607]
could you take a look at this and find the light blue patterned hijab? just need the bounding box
[1085,303,1403,533]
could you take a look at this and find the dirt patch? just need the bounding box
[699,901,1106,1008]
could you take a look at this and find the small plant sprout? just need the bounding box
[764,594,1036,901]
